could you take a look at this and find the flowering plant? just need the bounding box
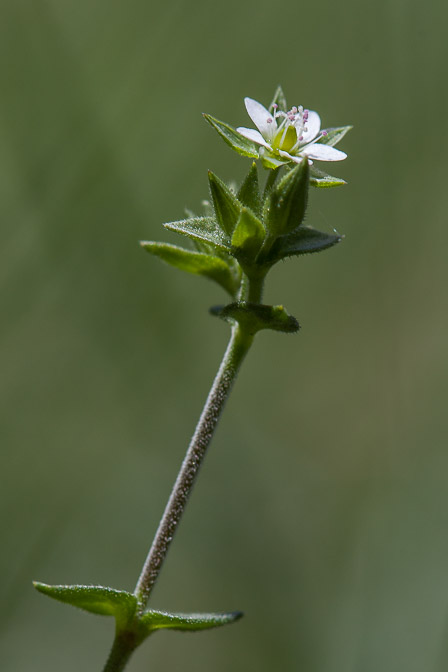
[35,86,350,672]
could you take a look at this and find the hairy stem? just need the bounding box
[102,277,264,671]
[134,324,254,608]
[102,632,137,672]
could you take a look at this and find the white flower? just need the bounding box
[236,97,347,166]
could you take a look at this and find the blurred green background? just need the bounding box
[1,0,448,670]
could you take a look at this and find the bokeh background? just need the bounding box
[1,0,448,670]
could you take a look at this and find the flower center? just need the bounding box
[267,104,311,155]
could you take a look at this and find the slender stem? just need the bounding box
[102,633,137,672]
[102,274,265,671]
[134,323,254,608]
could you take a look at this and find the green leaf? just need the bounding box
[140,241,238,296]
[310,166,347,188]
[140,609,242,634]
[33,583,137,628]
[237,162,261,217]
[267,227,343,262]
[319,125,352,147]
[265,159,309,237]
[164,217,231,252]
[203,114,259,158]
[269,85,288,113]
[208,171,241,237]
[231,208,265,261]
[211,302,299,335]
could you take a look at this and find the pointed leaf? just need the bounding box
[33,582,137,628]
[208,171,241,236]
[211,302,299,335]
[140,609,243,633]
[267,227,343,262]
[269,85,288,113]
[237,162,261,217]
[310,166,347,188]
[319,125,352,147]
[265,159,309,237]
[231,208,265,261]
[141,242,238,296]
[203,114,259,158]
[164,217,231,252]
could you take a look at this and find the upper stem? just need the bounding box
[133,323,254,608]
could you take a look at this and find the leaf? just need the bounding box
[267,227,343,262]
[231,208,265,262]
[164,217,231,252]
[265,159,309,237]
[310,166,347,188]
[203,114,259,158]
[237,162,261,217]
[269,85,288,113]
[208,171,241,236]
[140,241,238,296]
[33,583,137,629]
[140,609,243,634]
[211,302,299,335]
[319,125,352,147]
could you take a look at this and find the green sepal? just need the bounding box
[33,583,137,629]
[208,171,241,237]
[164,217,231,252]
[261,154,286,170]
[211,302,299,335]
[310,166,347,188]
[203,114,259,159]
[318,125,352,147]
[269,85,288,113]
[237,162,261,217]
[266,227,343,263]
[140,241,238,297]
[231,208,265,262]
[139,609,243,634]
[265,159,309,237]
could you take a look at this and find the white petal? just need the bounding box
[244,97,276,140]
[236,127,271,149]
[299,110,320,144]
[278,149,301,164]
[301,143,347,161]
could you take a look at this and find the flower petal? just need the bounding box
[236,127,271,150]
[244,98,276,140]
[278,149,301,163]
[301,143,347,161]
[300,110,320,144]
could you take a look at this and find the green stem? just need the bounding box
[101,275,264,671]
[102,633,137,672]
[134,323,254,608]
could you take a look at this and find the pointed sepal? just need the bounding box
[139,609,243,634]
[310,166,347,188]
[33,583,137,629]
[318,125,352,147]
[208,171,241,237]
[237,162,261,217]
[211,302,299,335]
[231,208,265,262]
[164,217,231,252]
[265,159,309,238]
[203,114,259,158]
[269,85,288,113]
[140,242,239,296]
[267,227,343,263]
